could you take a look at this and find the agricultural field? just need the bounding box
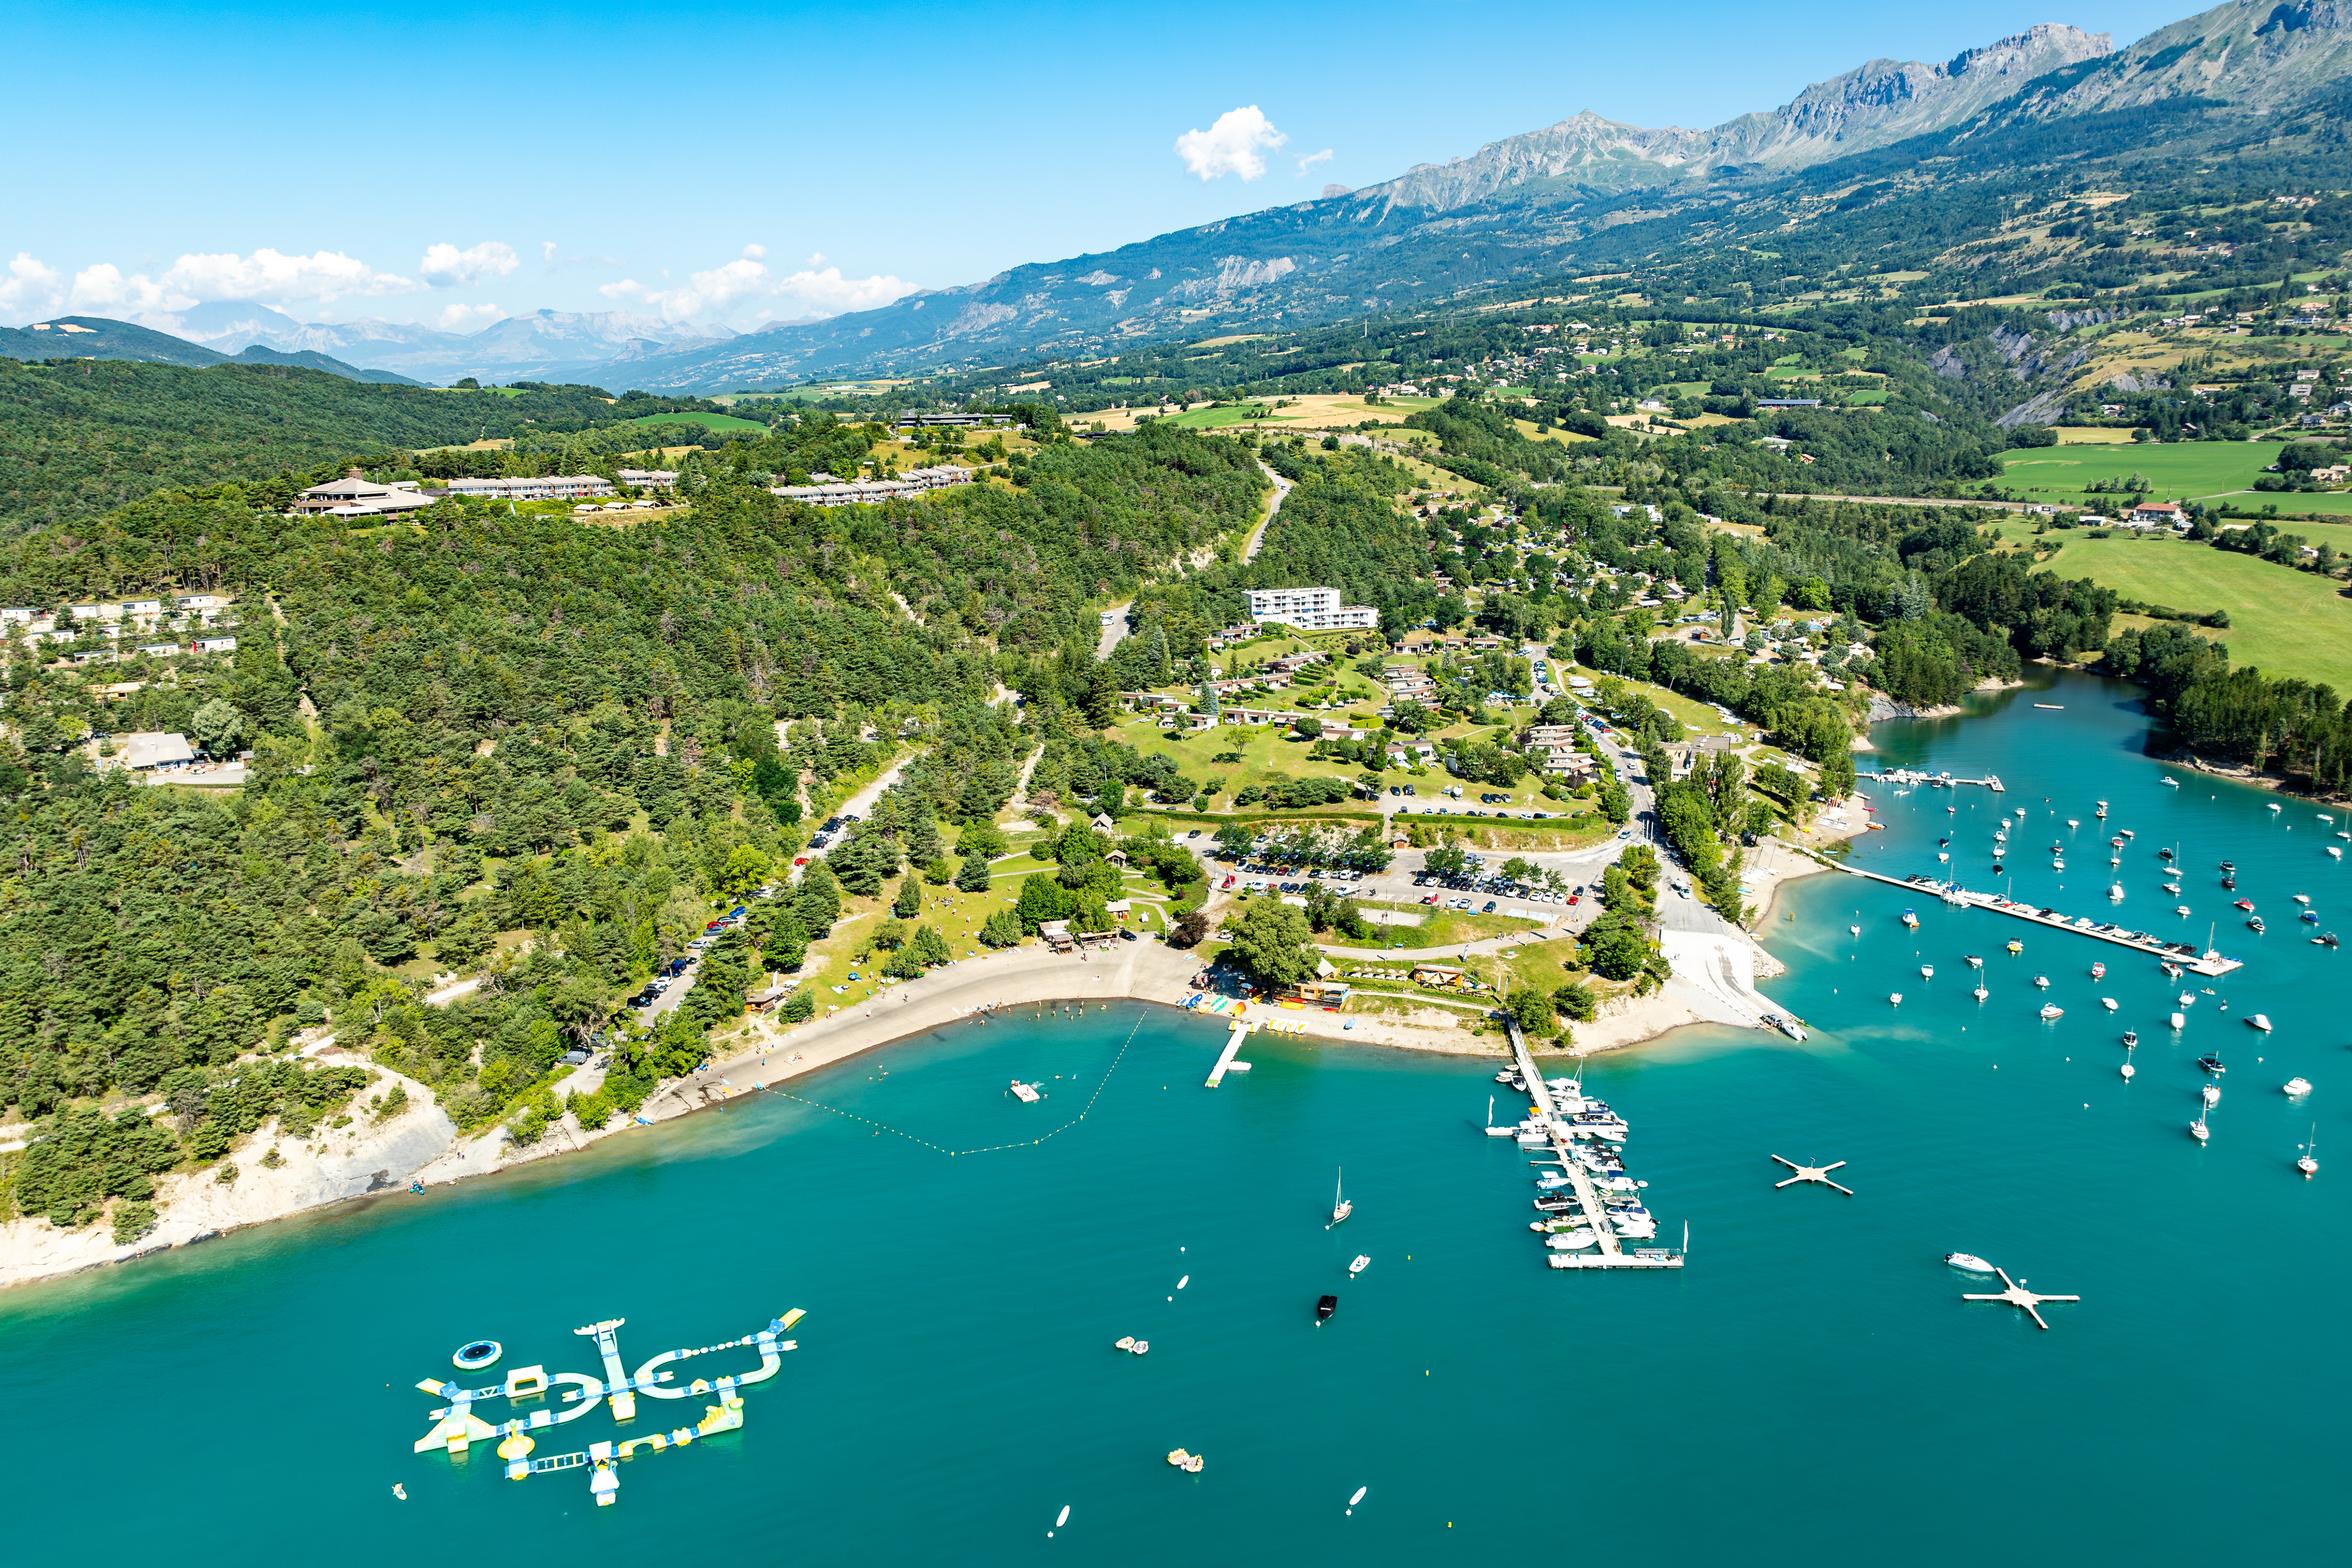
[2000,441,2352,514]
[628,410,767,432]
[2001,528,2352,692]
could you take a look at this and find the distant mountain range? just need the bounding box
[0,316,422,384]
[10,0,2350,396]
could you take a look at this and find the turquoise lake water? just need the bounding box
[4,666,2347,1563]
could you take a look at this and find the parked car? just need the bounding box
[1481,900,1498,914]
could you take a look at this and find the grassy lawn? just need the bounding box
[2009,531,2352,692]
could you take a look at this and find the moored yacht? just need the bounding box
[2040,1003,2064,1020]
[1943,1252,1996,1273]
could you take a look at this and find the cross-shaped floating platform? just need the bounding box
[1772,1155,1853,1195]
[1962,1268,2080,1330]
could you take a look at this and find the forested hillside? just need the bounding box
[0,359,725,530]
[0,423,1271,1224]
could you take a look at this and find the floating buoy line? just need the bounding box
[770,1009,1148,1156]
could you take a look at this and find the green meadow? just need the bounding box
[1997,441,2352,514]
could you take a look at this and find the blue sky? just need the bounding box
[2,0,2194,334]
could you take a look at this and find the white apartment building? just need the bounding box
[616,469,679,490]
[1243,586,1379,632]
[444,475,616,501]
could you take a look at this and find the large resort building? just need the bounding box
[1244,586,1379,632]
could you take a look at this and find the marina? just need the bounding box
[1497,1026,1686,1271]
[1858,768,2005,792]
[1827,863,2246,976]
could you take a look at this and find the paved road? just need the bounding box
[1241,461,1292,563]
[1096,603,1132,660]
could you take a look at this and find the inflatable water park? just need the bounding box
[410,1309,804,1506]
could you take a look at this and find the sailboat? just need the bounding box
[1329,1169,1352,1228]
[2298,1128,2319,1179]
[2190,1107,2210,1144]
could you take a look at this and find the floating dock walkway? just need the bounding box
[1832,865,2244,976]
[1859,768,2004,792]
[1206,1019,1255,1087]
[1510,1026,1685,1271]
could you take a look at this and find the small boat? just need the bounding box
[392,1484,406,1501]
[2006,940,2024,954]
[2221,861,2237,873]
[2034,975,2050,989]
[1943,1252,1996,1273]
[1114,1336,1150,1355]
[2298,1130,2319,1178]
[2163,777,2180,788]
[2160,846,2176,860]
[2234,899,2255,912]
[1890,993,1903,1006]
[2052,859,2066,871]
[2122,829,2135,840]
[2035,703,2064,710]
[2090,962,2106,979]
[2123,1031,2139,1047]
[2180,992,2196,1007]
[2315,932,2341,948]
[1348,1255,1370,1277]
[1849,925,1861,935]
[1901,909,1919,928]
[2176,905,2193,916]
[1545,1229,1600,1250]
[2097,802,2109,818]
[1315,1294,1337,1322]
[2248,1014,2272,1032]
[2333,848,2345,860]
[2190,1110,2210,1144]
[1329,1168,1351,1228]
[2202,1083,2221,1106]
[2164,883,2181,894]
[2248,916,2265,933]
[1167,1449,1206,1473]
[1939,852,1950,863]
[2109,884,2125,901]
[1972,986,1989,1001]
[2121,1063,2136,1079]
[2102,997,2119,1011]
[2040,1003,2064,1020]
[2067,819,2080,829]
[2302,910,2321,924]
[2271,803,2283,814]
[2295,894,2312,905]
[2198,1054,2226,1075]
[1967,955,1984,968]
[2171,1011,2188,1029]
[2223,876,2237,890]
[2163,962,2182,978]
[1920,964,1934,979]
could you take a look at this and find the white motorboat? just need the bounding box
[2163,777,2180,788]
[2034,975,2050,989]
[2040,1003,2064,1020]
[1972,986,1989,1001]
[1939,852,1950,863]
[2109,884,2125,901]
[2271,803,2283,813]
[1967,955,1984,968]
[1920,964,1934,979]
[1849,925,1861,935]
[2202,1083,2221,1106]
[2248,1014,2272,1031]
[1889,992,1903,1006]
[2164,883,2181,894]
[2102,997,2119,1011]
[2333,848,2344,860]
[2176,905,2193,916]
[1545,1229,1599,1250]
[1348,1255,1370,1276]
[2284,1077,2312,1097]
[2053,858,2066,870]
[2121,1062,2135,1079]
[2179,992,2196,1007]
[1943,1252,1996,1273]
[2067,819,2080,828]
[2171,1011,2187,1030]
[1613,1221,1659,1240]
[2294,894,2312,905]
[1536,1173,1573,1189]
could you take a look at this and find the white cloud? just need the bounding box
[419,240,519,288]
[541,240,559,263]
[57,248,420,319]
[436,302,506,331]
[1295,148,1334,177]
[1175,106,1287,182]
[0,253,65,320]
[604,255,917,322]
[743,243,767,260]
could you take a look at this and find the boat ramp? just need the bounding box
[1833,865,2244,976]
